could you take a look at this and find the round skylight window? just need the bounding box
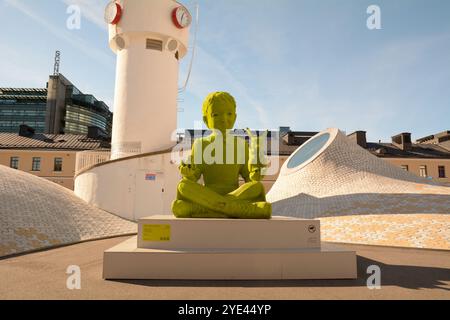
[286,133,331,169]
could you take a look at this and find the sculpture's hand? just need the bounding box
[179,161,201,181]
[245,128,269,181]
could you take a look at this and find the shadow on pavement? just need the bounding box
[110,256,450,290]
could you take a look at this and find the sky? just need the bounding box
[0,0,449,142]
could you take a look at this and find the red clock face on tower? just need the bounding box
[104,2,122,25]
[172,6,192,29]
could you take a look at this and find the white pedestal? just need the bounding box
[137,215,321,249]
[103,216,357,280]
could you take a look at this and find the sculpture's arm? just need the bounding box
[239,143,251,183]
[245,128,269,182]
[179,140,203,182]
[179,161,201,181]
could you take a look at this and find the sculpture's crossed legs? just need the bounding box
[172,179,271,219]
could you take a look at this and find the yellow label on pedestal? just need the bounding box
[142,224,171,242]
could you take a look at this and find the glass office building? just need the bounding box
[0,88,47,133]
[65,93,112,135]
[0,74,112,136]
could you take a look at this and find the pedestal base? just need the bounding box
[103,236,356,280]
[103,215,357,280]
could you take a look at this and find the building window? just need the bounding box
[438,166,446,178]
[400,165,409,172]
[419,165,427,178]
[32,157,41,171]
[10,157,19,169]
[54,158,63,172]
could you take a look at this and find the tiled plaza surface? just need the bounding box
[0,165,137,258]
[320,214,449,250]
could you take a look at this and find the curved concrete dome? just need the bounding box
[267,128,450,219]
[0,165,136,258]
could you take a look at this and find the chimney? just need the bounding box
[347,131,367,148]
[392,132,412,151]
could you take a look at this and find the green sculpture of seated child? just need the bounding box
[172,92,272,219]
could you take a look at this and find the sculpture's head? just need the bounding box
[202,92,237,133]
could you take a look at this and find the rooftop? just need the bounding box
[366,142,450,159]
[0,133,110,150]
[181,128,318,156]
[0,88,48,103]
[181,128,450,158]
[348,130,450,159]
[417,131,450,143]
[0,88,47,95]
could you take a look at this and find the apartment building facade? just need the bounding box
[0,131,109,190]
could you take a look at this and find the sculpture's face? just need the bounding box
[203,102,237,132]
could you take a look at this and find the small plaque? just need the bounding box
[142,224,171,242]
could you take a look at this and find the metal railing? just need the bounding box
[75,150,111,175]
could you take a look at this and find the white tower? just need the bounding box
[106,0,191,159]
[75,1,192,221]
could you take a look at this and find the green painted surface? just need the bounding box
[172,92,272,219]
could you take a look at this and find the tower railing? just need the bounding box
[75,150,111,176]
